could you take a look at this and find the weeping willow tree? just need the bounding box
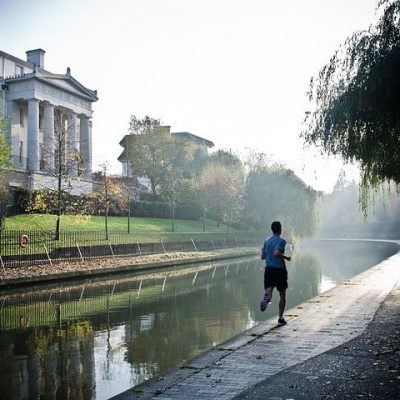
[302,0,400,213]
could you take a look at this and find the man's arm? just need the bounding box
[273,248,291,261]
[261,244,266,260]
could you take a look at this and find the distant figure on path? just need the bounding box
[260,221,291,326]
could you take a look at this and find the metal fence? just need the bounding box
[0,230,262,268]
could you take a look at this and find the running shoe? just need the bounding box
[277,317,287,326]
[259,295,270,312]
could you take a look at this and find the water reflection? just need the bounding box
[0,240,396,399]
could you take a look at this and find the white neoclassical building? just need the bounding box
[0,49,98,194]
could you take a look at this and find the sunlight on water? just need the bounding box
[320,275,336,293]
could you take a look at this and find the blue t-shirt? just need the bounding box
[262,235,287,268]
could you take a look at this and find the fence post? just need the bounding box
[137,279,143,297]
[191,238,198,252]
[162,275,167,292]
[76,242,84,262]
[0,230,4,272]
[136,241,142,256]
[192,271,198,285]
[211,240,216,250]
[0,255,5,274]
[44,245,53,267]
[109,242,116,260]
[79,286,85,302]
[160,239,166,253]
[57,303,62,328]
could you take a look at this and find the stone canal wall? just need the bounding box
[0,247,259,289]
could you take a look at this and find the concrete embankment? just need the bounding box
[113,240,400,400]
[0,247,258,289]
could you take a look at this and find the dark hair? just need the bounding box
[271,221,281,234]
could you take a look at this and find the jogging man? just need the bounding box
[260,221,291,326]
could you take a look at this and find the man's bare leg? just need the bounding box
[260,287,273,311]
[278,289,286,318]
[265,286,273,300]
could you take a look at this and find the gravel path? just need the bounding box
[0,248,257,286]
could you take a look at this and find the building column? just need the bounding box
[67,113,78,177]
[79,115,91,179]
[7,101,21,168]
[27,99,40,172]
[43,103,55,170]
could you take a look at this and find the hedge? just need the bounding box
[8,188,202,221]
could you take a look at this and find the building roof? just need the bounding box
[172,131,214,148]
[118,134,135,162]
[0,50,33,69]
[118,130,214,162]
[1,49,98,102]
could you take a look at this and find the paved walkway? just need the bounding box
[235,280,400,399]
[113,240,400,400]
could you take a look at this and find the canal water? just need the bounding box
[0,240,396,399]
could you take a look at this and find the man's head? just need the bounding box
[271,221,282,235]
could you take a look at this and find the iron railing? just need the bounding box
[0,230,262,268]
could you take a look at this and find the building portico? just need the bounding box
[0,49,98,194]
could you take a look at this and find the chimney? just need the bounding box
[26,49,45,69]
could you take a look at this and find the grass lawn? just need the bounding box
[1,215,261,258]
[4,214,234,233]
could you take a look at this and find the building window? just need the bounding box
[19,141,23,164]
[15,65,23,75]
[19,108,24,126]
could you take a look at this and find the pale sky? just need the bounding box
[1,0,378,192]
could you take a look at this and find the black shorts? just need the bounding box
[264,267,288,291]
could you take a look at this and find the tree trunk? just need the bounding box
[150,179,156,195]
[216,199,221,228]
[171,202,175,233]
[55,126,63,241]
[55,156,62,241]
[105,210,109,241]
[226,207,232,234]
[55,216,61,240]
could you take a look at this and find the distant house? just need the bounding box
[118,125,171,179]
[118,126,214,191]
[171,131,214,148]
[0,48,98,194]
